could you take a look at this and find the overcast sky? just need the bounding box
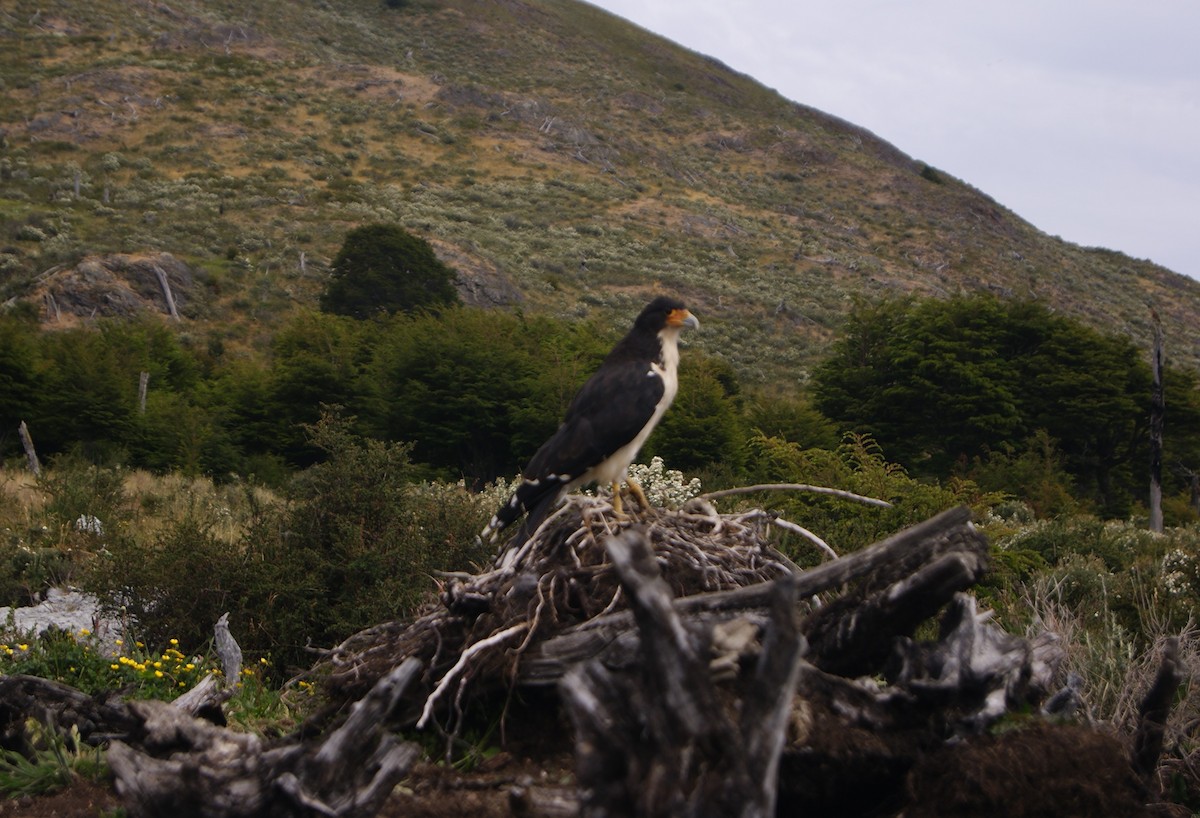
[587,0,1200,282]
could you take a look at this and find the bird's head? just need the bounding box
[637,296,700,333]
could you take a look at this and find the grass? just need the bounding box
[0,721,107,799]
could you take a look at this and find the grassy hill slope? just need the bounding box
[3,0,1198,379]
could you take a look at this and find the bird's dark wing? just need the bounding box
[525,358,665,480]
[483,360,664,542]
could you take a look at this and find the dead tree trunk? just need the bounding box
[153,263,180,321]
[18,420,40,477]
[138,371,150,414]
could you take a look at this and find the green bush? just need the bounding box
[87,512,245,652]
[739,432,1002,558]
[961,431,1080,518]
[320,223,460,318]
[237,412,493,670]
[996,515,1162,574]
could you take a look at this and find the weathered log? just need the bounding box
[560,528,804,818]
[107,657,425,818]
[804,546,989,677]
[0,674,140,749]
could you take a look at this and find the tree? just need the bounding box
[812,294,1170,514]
[366,307,609,482]
[320,224,460,319]
[812,296,1024,472]
[647,356,746,476]
[35,329,137,462]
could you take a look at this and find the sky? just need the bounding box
[587,0,1200,282]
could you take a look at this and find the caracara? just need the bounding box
[482,296,698,545]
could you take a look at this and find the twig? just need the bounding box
[697,483,892,508]
[417,622,529,729]
[769,517,838,560]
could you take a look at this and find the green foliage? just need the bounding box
[236,412,491,670]
[997,515,1165,574]
[648,356,746,475]
[961,431,1080,518]
[743,392,840,451]
[741,432,1001,557]
[263,312,373,465]
[369,307,608,481]
[320,223,460,318]
[812,294,1187,516]
[0,721,106,798]
[33,330,136,463]
[88,512,245,652]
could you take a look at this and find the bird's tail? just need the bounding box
[479,477,567,548]
[509,490,561,549]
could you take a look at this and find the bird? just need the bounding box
[481,295,699,546]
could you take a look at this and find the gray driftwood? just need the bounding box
[0,657,423,818]
[107,657,424,818]
[559,528,804,818]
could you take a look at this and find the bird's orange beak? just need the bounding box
[667,308,699,329]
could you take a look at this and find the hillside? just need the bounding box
[3,0,1199,379]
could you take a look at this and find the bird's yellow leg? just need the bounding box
[610,481,625,518]
[626,478,651,512]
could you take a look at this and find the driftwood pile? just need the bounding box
[0,492,1185,817]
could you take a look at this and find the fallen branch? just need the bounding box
[109,658,425,818]
[696,482,892,508]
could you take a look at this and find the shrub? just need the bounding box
[740,432,1002,558]
[236,411,492,670]
[86,512,245,652]
[320,223,460,318]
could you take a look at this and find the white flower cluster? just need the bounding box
[1162,548,1195,598]
[476,476,520,513]
[626,457,702,509]
[994,519,1049,552]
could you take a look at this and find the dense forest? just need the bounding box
[4,282,1199,523]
